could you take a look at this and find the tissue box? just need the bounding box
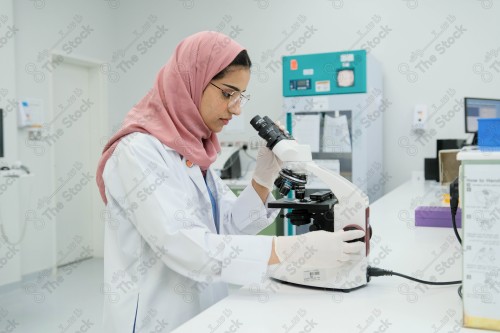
[414,206,462,228]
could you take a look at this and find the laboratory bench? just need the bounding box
[174,179,489,333]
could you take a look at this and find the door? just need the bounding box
[52,61,95,266]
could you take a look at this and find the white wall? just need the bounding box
[4,0,500,281]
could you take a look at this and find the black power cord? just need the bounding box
[241,144,256,161]
[367,266,462,285]
[449,177,463,298]
[368,178,464,292]
[450,177,462,245]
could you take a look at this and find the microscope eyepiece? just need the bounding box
[250,115,292,150]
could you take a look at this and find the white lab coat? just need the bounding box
[102,132,278,332]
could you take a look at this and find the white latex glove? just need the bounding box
[252,121,287,190]
[274,230,365,268]
[252,146,282,190]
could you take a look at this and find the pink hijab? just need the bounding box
[96,31,245,204]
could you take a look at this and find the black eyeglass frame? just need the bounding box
[209,82,250,108]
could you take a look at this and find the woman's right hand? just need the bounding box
[269,230,365,267]
[252,120,288,191]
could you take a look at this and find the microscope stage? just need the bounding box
[268,197,337,211]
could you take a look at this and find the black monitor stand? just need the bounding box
[471,132,478,146]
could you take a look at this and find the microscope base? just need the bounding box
[268,258,368,290]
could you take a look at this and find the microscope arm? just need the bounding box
[305,161,370,253]
[271,139,370,237]
[305,161,369,209]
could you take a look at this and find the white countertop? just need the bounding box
[457,146,500,160]
[174,180,488,333]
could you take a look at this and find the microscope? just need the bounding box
[250,116,372,290]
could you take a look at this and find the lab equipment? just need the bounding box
[282,50,384,206]
[251,115,371,290]
[283,51,367,96]
[457,148,500,331]
[213,146,241,179]
[464,97,500,145]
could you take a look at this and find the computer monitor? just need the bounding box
[464,97,500,133]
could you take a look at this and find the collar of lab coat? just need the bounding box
[182,156,210,200]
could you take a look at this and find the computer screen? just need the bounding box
[464,97,500,133]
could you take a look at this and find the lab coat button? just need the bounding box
[186,160,194,168]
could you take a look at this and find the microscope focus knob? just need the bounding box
[343,225,367,243]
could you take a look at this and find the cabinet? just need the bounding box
[282,50,385,203]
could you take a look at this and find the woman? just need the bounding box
[96,31,364,332]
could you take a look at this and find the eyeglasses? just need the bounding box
[209,82,250,109]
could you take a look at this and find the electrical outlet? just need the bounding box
[28,129,43,141]
[413,104,428,131]
[249,136,260,150]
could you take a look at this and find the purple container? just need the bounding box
[414,206,462,228]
